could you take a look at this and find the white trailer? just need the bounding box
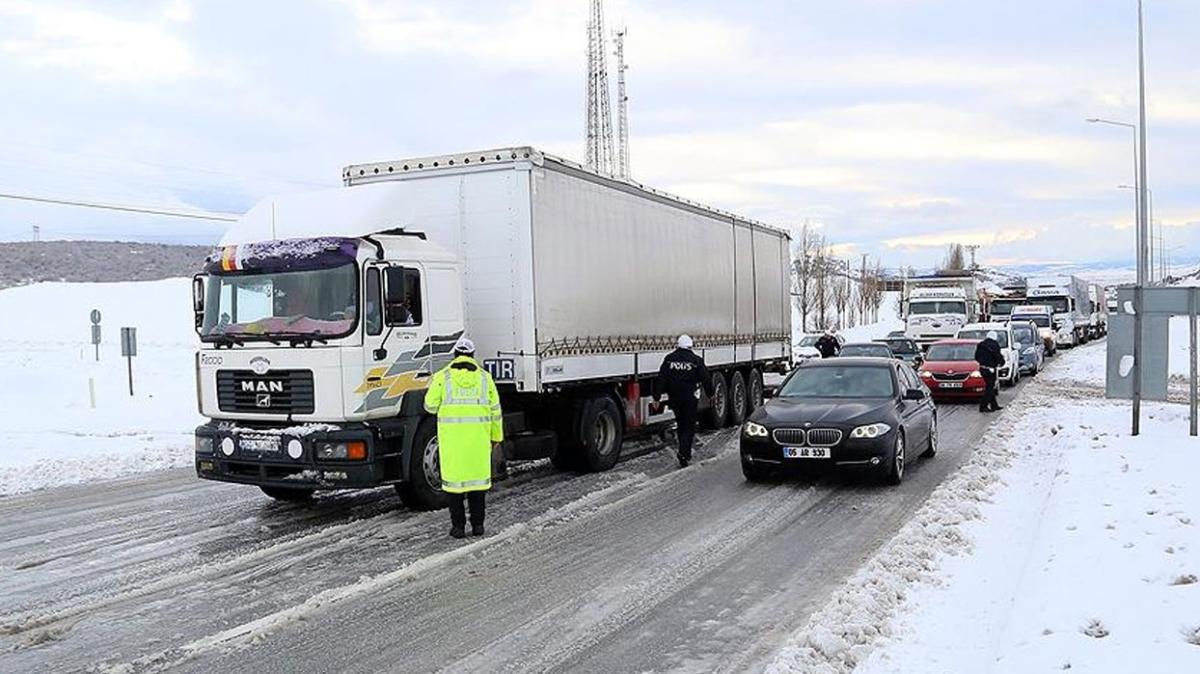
[1088,284,1109,338]
[1026,275,1091,347]
[192,147,792,508]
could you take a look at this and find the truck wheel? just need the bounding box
[577,395,623,472]
[701,372,728,429]
[748,368,765,412]
[727,371,748,427]
[260,486,314,502]
[395,418,449,511]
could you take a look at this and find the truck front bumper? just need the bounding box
[194,421,391,490]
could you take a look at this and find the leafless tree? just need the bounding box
[941,244,966,273]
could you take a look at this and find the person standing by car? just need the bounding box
[424,337,503,539]
[656,334,715,468]
[815,330,841,358]
[974,331,1005,412]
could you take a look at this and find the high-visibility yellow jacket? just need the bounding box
[423,356,503,493]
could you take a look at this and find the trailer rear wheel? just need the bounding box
[748,368,765,412]
[395,418,449,511]
[701,372,728,429]
[727,371,748,427]
[259,486,314,502]
[577,395,623,472]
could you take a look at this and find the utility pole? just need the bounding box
[585,0,614,175]
[32,224,40,241]
[613,27,631,180]
[965,245,979,269]
[1133,0,1151,435]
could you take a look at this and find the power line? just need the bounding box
[0,191,238,222]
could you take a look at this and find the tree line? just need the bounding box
[791,222,888,334]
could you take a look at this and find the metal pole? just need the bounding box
[1190,288,1197,437]
[1132,0,1150,435]
[127,354,134,396]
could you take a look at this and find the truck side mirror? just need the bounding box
[192,275,205,330]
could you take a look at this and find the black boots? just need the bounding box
[450,526,466,539]
[471,524,485,537]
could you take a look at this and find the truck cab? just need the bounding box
[904,287,970,343]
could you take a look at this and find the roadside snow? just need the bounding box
[0,279,200,496]
[766,342,1200,673]
[1044,315,1198,387]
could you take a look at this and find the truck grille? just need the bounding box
[771,428,842,447]
[216,370,315,415]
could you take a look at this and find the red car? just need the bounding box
[918,339,986,399]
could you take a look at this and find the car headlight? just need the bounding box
[970,370,982,378]
[743,421,769,438]
[918,370,933,378]
[850,423,891,439]
[195,436,214,454]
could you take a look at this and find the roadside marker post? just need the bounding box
[90,309,102,361]
[1190,288,1197,437]
[120,327,137,396]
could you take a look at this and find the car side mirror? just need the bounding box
[903,388,926,401]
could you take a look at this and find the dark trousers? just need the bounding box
[980,368,1000,411]
[670,397,699,459]
[447,491,486,528]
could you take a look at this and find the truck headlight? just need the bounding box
[195,436,214,454]
[315,441,367,460]
[743,421,769,438]
[850,423,891,439]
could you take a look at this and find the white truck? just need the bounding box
[901,275,981,344]
[191,147,792,509]
[1088,284,1109,339]
[1025,275,1091,347]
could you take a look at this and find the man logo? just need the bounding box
[241,381,284,393]
[256,393,272,408]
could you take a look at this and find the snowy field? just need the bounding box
[767,341,1200,673]
[0,279,201,496]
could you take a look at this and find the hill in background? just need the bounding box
[0,241,212,290]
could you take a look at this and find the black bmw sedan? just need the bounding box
[740,357,937,485]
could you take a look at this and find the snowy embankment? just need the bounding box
[1046,314,1198,389]
[767,340,1200,674]
[0,279,201,496]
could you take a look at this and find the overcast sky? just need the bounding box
[0,0,1197,270]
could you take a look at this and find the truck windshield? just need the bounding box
[909,301,966,315]
[201,263,358,341]
[990,299,1021,316]
[1013,314,1051,328]
[1043,297,1071,313]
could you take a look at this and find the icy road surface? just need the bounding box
[0,388,1023,674]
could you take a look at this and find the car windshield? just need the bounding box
[990,298,1022,316]
[1014,314,1051,328]
[201,263,359,341]
[879,339,918,354]
[1012,326,1036,345]
[799,335,820,347]
[957,329,1008,348]
[840,344,893,358]
[926,344,978,361]
[909,300,966,315]
[780,366,896,399]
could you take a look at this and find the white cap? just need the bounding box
[986,331,999,341]
[453,336,476,354]
[677,334,694,349]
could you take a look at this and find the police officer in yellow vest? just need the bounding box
[424,337,503,539]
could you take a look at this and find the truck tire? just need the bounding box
[727,371,748,427]
[395,418,449,511]
[551,399,588,471]
[701,372,728,430]
[577,395,624,472]
[260,486,314,502]
[748,368,765,412]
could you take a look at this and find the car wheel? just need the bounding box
[741,457,773,483]
[883,432,905,486]
[920,415,937,458]
[260,486,315,502]
[727,371,748,427]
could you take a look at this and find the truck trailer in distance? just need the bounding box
[191,147,792,509]
[1025,275,1092,347]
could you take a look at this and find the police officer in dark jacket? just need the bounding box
[657,334,715,468]
[974,331,1005,412]
[815,330,840,358]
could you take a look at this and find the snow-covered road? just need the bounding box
[0,386,1017,673]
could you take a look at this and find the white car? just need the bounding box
[793,333,843,362]
[955,322,1021,386]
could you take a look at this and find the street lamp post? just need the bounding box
[1089,118,1140,271]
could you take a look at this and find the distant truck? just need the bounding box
[986,291,1027,325]
[191,147,792,509]
[1025,275,1091,347]
[1088,284,1109,339]
[901,274,982,344]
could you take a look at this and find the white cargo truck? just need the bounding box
[901,274,981,344]
[1025,275,1091,347]
[1088,284,1108,339]
[192,147,792,509]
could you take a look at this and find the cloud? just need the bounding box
[883,227,1039,250]
[0,0,196,83]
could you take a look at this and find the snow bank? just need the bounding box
[0,279,201,496]
[768,342,1200,673]
[1044,315,1199,386]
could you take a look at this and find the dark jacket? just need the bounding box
[815,334,840,358]
[974,338,1005,370]
[658,348,714,404]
